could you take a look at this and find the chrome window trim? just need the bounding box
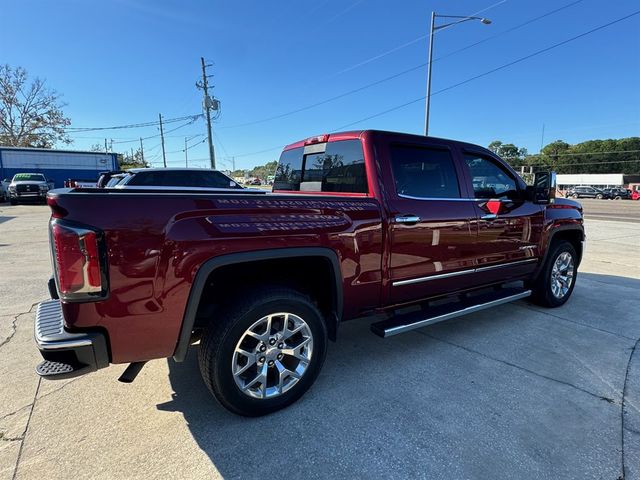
[397,194,514,202]
[398,193,471,202]
[392,258,538,287]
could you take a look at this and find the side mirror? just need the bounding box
[530,171,556,204]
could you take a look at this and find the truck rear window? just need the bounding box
[273,139,367,193]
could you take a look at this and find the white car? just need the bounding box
[7,173,50,205]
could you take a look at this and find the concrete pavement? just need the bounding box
[1,203,639,479]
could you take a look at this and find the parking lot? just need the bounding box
[1,199,639,480]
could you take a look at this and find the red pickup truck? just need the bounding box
[35,130,584,416]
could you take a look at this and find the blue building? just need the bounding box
[0,146,119,188]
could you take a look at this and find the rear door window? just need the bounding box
[273,139,368,193]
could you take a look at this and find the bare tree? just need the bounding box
[0,65,71,148]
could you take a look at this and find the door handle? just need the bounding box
[480,213,497,221]
[394,215,421,224]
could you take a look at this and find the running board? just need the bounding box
[371,288,531,338]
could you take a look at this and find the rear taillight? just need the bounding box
[50,221,107,301]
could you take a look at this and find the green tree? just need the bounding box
[487,140,528,168]
[250,160,278,179]
[540,140,571,170]
[118,148,148,169]
[0,65,71,147]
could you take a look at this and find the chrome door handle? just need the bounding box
[480,213,497,221]
[395,215,421,224]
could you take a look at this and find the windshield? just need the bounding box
[12,174,45,182]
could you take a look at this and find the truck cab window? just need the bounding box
[464,154,518,199]
[274,140,367,193]
[390,145,460,199]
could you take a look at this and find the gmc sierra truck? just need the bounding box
[34,130,584,416]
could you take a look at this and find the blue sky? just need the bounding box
[1,0,639,170]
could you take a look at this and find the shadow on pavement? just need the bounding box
[158,272,640,479]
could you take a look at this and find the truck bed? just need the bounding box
[48,188,384,363]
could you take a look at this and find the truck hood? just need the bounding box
[553,197,582,211]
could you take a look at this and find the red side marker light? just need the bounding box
[486,200,501,215]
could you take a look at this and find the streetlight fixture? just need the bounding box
[424,13,492,136]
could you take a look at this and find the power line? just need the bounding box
[64,114,202,132]
[112,117,200,144]
[524,158,639,167]
[166,137,206,154]
[325,0,508,80]
[333,9,640,131]
[220,0,581,130]
[529,149,640,158]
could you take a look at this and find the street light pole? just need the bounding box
[424,11,436,136]
[424,13,491,136]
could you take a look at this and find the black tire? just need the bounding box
[571,193,579,199]
[9,199,17,206]
[530,240,577,308]
[596,194,603,199]
[198,287,328,417]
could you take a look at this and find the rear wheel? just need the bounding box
[571,193,579,199]
[198,288,328,416]
[530,241,577,308]
[9,199,17,206]
[596,193,603,199]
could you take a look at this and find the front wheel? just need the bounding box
[198,288,328,416]
[596,194,603,199]
[530,241,577,308]
[571,193,579,199]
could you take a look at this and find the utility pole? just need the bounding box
[139,138,145,164]
[197,57,217,169]
[159,113,167,167]
[184,137,188,167]
[232,156,235,172]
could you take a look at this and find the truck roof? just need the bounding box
[282,129,492,154]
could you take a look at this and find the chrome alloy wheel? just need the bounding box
[550,251,575,299]
[232,312,313,399]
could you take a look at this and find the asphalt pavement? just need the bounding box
[0,202,639,480]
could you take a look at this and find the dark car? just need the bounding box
[114,168,246,191]
[566,186,610,199]
[35,130,584,417]
[602,187,631,200]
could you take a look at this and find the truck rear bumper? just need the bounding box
[34,300,110,380]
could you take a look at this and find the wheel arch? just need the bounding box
[173,248,343,362]
[535,225,584,281]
